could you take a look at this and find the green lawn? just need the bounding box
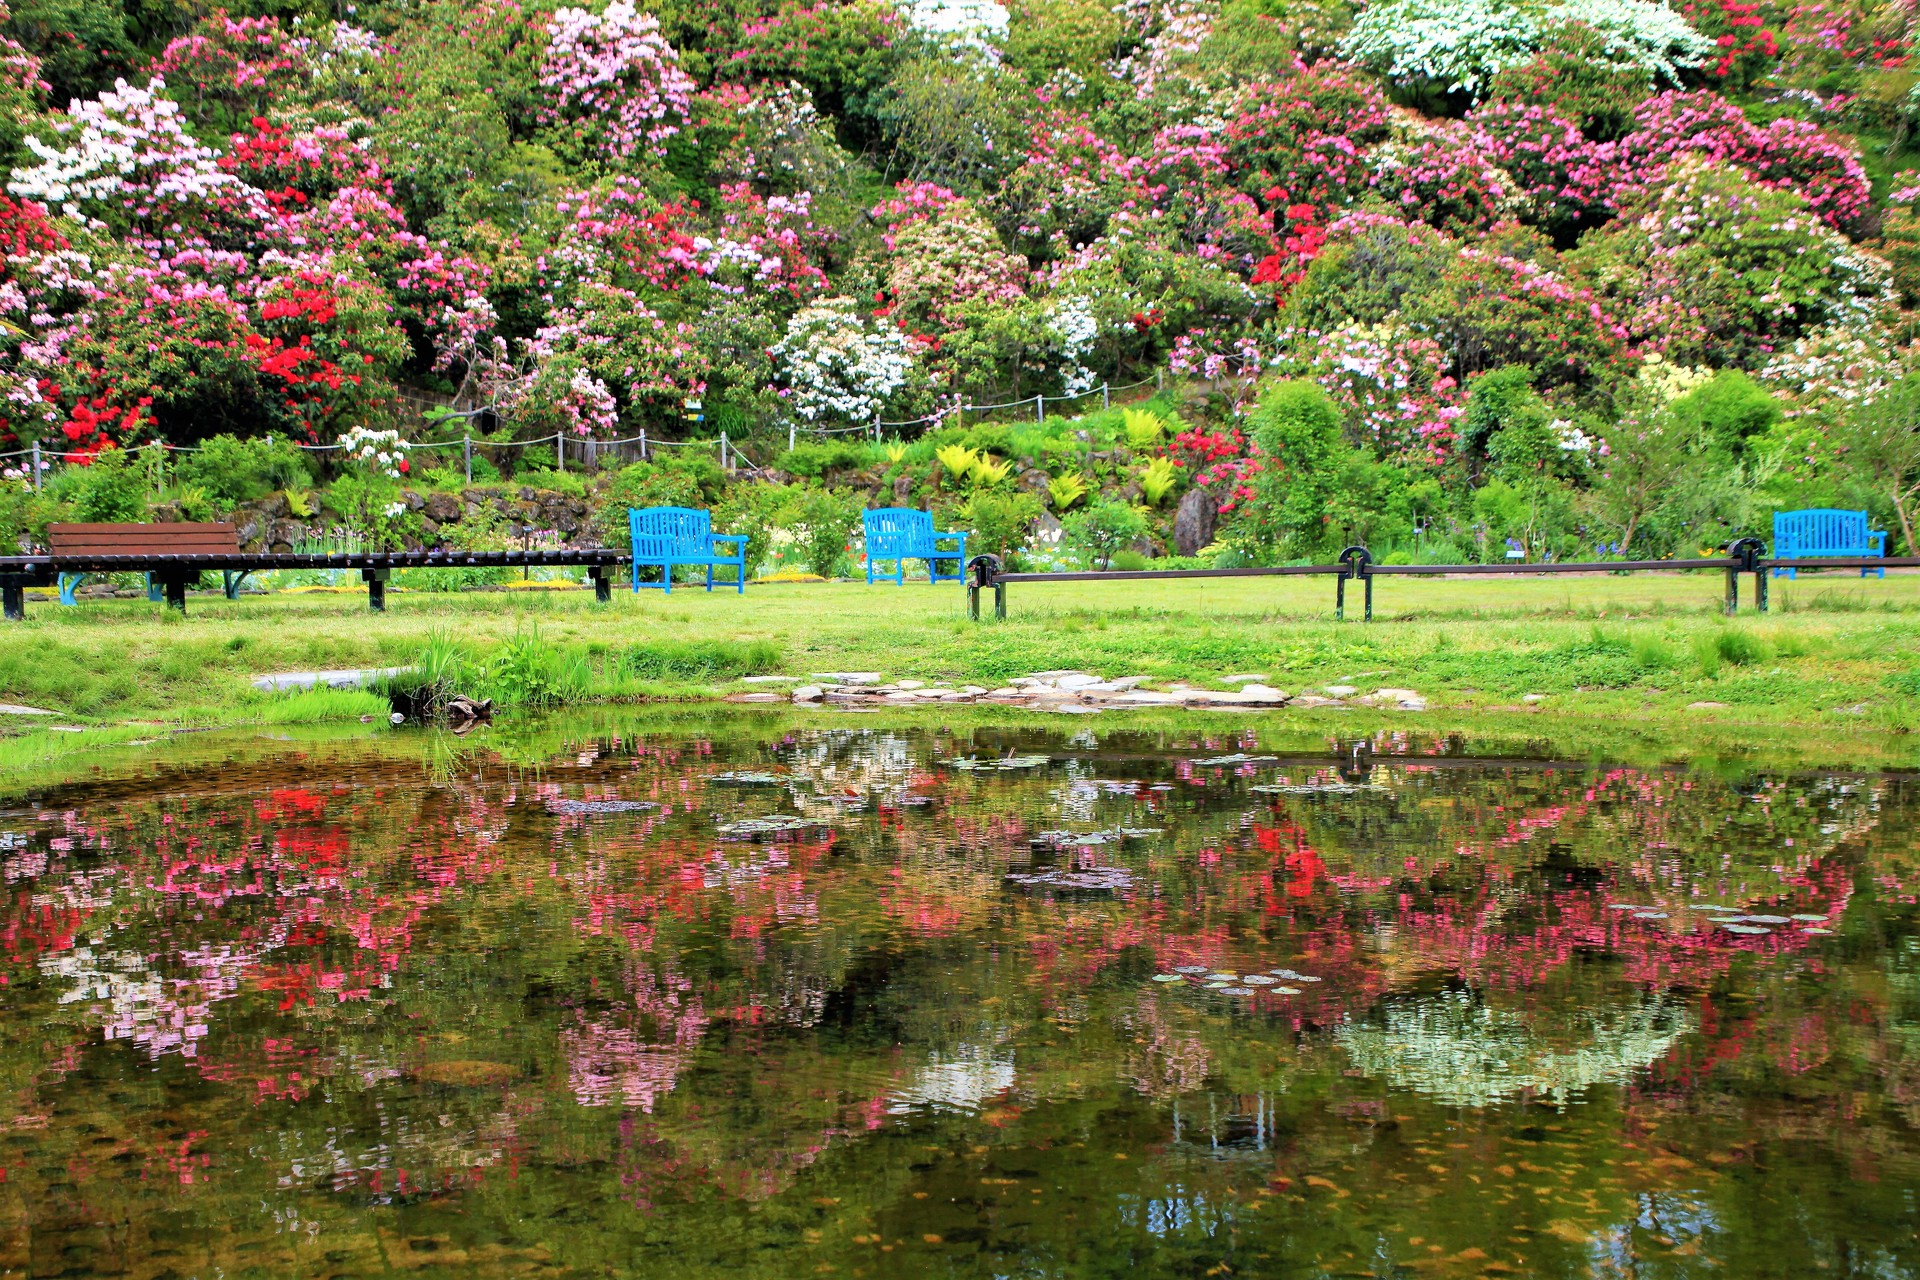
[3,568,1919,750]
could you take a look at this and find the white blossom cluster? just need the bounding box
[901,0,1010,56]
[771,297,915,422]
[1342,0,1715,94]
[338,425,410,479]
[7,77,243,220]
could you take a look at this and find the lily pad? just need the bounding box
[1204,981,1232,990]
[1208,972,1239,982]
[1791,914,1828,922]
[1800,927,1833,935]
[1152,974,1184,983]
[1241,975,1279,986]
[1734,914,1792,924]
[1270,969,1322,982]
[1219,986,1255,996]
[1606,903,1643,911]
[1633,912,1669,920]
[1172,965,1210,975]
[1190,754,1280,767]
[549,798,659,816]
[1718,923,1773,935]
[1005,868,1133,893]
[708,771,789,786]
[1271,986,1302,995]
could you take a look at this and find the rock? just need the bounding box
[1686,701,1727,710]
[1223,674,1268,683]
[814,671,882,683]
[424,492,461,523]
[892,474,913,505]
[1028,669,1090,679]
[418,516,440,537]
[1522,693,1546,704]
[402,489,426,511]
[1289,694,1346,708]
[1017,467,1051,497]
[961,685,987,696]
[896,679,926,690]
[1360,688,1424,709]
[0,703,55,716]
[1173,486,1218,556]
[918,688,957,699]
[1055,673,1104,690]
[269,519,307,548]
[791,685,824,703]
[235,517,263,546]
[988,688,1022,698]
[740,675,798,684]
[390,712,407,726]
[735,692,782,703]
[1323,684,1358,697]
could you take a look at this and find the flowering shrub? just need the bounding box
[1611,91,1872,234]
[1568,157,1891,368]
[1303,320,1465,463]
[152,11,308,133]
[1342,0,1714,94]
[337,426,411,480]
[1366,128,1512,234]
[884,199,1029,330]
[772,297,916,422]
[1467,102,1613,232]
[538,1,697,161]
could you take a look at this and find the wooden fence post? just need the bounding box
[462,435,472,484]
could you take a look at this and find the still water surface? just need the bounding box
[1,719,1917,1278]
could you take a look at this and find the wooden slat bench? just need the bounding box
[1,537,629,620]
[49,522,248,608]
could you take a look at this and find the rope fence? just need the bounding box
[1,370,1167,489]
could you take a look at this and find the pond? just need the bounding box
[1,717,1916,1278]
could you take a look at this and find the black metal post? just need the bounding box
[591,565,612,603]
[994,581,1006,620]
[364,567,389,612]
[967,555,1002,622]
[1723,566,1738,616]
[1338,546,1373,622]
[967,581,979,620]
[2,582,22,621]
[1729,537,1766,614]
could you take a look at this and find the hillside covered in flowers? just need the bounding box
[2,0,1919,566]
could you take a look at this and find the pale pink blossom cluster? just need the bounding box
[539,1,698,160]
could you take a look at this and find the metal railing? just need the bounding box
[964,540,1920,621]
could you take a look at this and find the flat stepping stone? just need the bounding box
[0,704,55,716]
[812,671,882,683]
[549,799,658,816]
[739,675,798,684]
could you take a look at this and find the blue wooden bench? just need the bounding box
[863,508,969,585]
[1772,509,1886,578]
[629,506,747,593]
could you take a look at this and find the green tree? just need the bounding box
[1833,374,1920,556]
[1063,499,1146,570]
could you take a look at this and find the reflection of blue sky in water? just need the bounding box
[1334,988,1694,1107]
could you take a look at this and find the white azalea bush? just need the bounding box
[1342,0,1715,95]
[771,297,917,423]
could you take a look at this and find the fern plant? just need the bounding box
[935,444,979,478]
[1139,456,1180,506]
[883,440,910,465]
[1046,470,1090,510]
[969,454,1013,486]
[1123,408,1166,448]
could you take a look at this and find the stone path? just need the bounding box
[731,672,1430,714]
[251,667,411,693]
[0,703,56,716]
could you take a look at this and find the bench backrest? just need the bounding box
[629,506,712,558]
[863,508,933,556]
[47,522,240,556]
[1775,508,1871,556]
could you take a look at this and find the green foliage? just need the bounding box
[3,0,137,102]
[1138,456,1180,506]
[1247,380,1351,557]
[778,440,880,478]
[1692,626,1768,677]
[1670,370,1782,460]
[513,469,588,498]
[1047,469,1090,511]
[1108,548,1149,570]
[1063,499,1147,570]
[327,472,416,551]
[50,448,150,524]
[780,486,863,576]
[173,435,314,509]
[880,58,1032,189]
[612,637,781,680]
[955,489,1042,562]
[599,462,705,548]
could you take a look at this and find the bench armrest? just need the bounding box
[707,533,747,549]
[1869,530,1887,553]
[930,529,970,542]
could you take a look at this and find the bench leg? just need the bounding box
[736,560,745,594]
[147,573,163,603]
[223,569,250,600]
[591,567,611,604]
[58,573,79,606]
[363,568,389,612]
[2,583,22,622]
[705,563,714,592]
[163,577,187,613]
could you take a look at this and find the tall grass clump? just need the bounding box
[1692,627,1768,677]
